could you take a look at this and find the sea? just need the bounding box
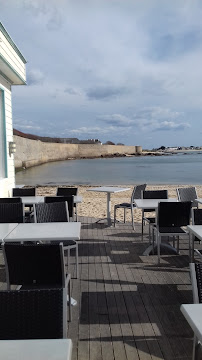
[15,152,202,186]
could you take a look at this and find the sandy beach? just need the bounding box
[36,184,202,224]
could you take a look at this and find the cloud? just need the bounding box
[64,87,81,96]
[132,107,190,131]
[27,69,45,85]
[153,121,190,131]
[97,114,133,127]
[68,125,131,136]
[86,86,128,100]
[22,0,65,30]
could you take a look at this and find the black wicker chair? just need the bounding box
[0,288,66,339]
[0,197,22,203]
[12,187,36,220]
[0,203,24,223]
[192,209,202,258]
[57,187,78,221]
[177,186,198,208]
[44,196,74,219]
[189,263,202,359]
[12,187,36,197]
[141,190,168,242]
[34,202,79,278]
[155,201,191,264]
[2,242,71,322]
[114,184,146,230]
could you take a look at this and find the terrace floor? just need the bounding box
[0,216,196,360]
[67,216,195,360]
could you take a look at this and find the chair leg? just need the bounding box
[141,210,144,241]
[176,236,179,254]
[76,243,79,279]
[114,207,116,227]
[68,275,72,322]
[124,208,126,223]
[157,233,161,264]
[149,223,151,244]
[131,207,135,230]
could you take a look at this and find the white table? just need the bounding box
[196,198,202,205]
[134,199,178,256]
[12,196,44,205]
[134,198,178,210]
[0,223,18,242]
[87,186,130,226]
[187,225,202,262]
[0,338,72,360]
[3,222,81,242]
[12,196,82,205]
[181,304,202,359]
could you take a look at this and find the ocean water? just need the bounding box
[15,152,202,186]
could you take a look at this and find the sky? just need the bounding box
[1,0,202,149]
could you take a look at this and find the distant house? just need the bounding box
[0,23,26,196]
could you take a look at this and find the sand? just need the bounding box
[36,184,202,224]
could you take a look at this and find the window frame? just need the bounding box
[0,87,8,179]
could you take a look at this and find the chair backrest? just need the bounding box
[0,197,22,203]
[0,203,24,223]
[3,243,65,288]
[131,184,147,202]
[192,208,202,225]
[190,263,202,303]
[0,288,65,339]
[12,187,36,197]
[142,190,168,199]
[57,187,78,196]
[44,196,74,218]
[177,187,198,207]
[34,202,69,223]
[157,201,191,228]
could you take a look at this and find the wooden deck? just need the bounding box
[0,217,195,359]
[68,216,194,360]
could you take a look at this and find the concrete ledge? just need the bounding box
[14,135,142,169]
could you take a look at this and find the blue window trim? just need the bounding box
[0,87,8,178]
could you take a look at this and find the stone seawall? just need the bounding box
[14,135,142,169]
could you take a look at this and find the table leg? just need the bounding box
[189,231,194,262]
[107,193,111,226]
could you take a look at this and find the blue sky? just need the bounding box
[1,0,202,148]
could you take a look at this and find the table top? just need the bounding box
[187,225,202,241]
[0,338,72,360]
[134,198,178,209]
[87,186,130,193]
[0,223,18,241]
[13,196,44,205]
[196,198,202,205]
[181,304,202,342]
[4,222,81,242]
[12,195,82,205]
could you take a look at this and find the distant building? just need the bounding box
[0,23,26,196]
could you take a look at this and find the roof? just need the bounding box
[0,22,27,64]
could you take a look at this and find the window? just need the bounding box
[0,89,6,178]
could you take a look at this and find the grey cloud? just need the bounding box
[97,114,133,127]
[86,86,128,101]
[64,87,80,95]
[153,121,190,131]
[27,69,45,85]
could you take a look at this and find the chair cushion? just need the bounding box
[115,203,131,208]
[143,217,156,223]
[51,240,76,246]
[159,227,185,234]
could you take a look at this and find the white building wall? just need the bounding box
[0,31,26,82]
[0,74,15,197]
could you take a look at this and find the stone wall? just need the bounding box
[14,135,142,169]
